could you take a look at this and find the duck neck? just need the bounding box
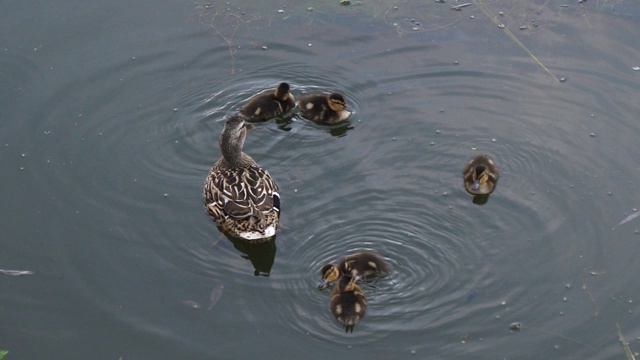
[219,132,248,167]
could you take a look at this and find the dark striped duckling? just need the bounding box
[297,92,352,124]
[318,251,391,290]
[239,82,295,121]
[462,154,499,195]
[330,275,367,332]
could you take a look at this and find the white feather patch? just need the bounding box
[238,224,276,240]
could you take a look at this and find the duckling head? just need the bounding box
[318,264,340,290]
[274,82,292,101]
[327,93,349,112]
[472,165,490,190]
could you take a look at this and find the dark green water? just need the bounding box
[2,1,640,359]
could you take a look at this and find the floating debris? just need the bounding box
[588,270,606,276]
[615,211,640,228]
[208,283,224,310]
[451,3,471,10]
[498,24,506,29]
[633,67,640,71]
[0,269,34,276]
[277,9,284,13]
[559,77,567,82]
[180,300,201,309]
[519,26,528,30]
[616,323,636,360]
[340,0,351,5]
[590,132,596,137]
[510,322,522,330]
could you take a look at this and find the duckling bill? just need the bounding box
[297,92,352,124]
[239,82,295,121]
[462,154,499,195]
[318,251,391,290]
[330,275,367,332]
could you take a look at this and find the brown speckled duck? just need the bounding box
[203,115,280,242]
[297,92,352,124]
[239,82,295,121]
[462,154,499,195]
[318,252,391,290]
[330,275,367,332]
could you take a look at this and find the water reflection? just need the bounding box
[219,228,277,277]
[326,121,354,138]
[470,193,491,205]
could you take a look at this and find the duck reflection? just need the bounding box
[471,193,491,205]
[218,227,276,277]
[327,122,354,137]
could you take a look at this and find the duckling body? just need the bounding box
[462,154,499,195]
[297,92,351,124]
[319,251,391,290]
[239,82,295,121]
[203,115,280,242]
[330,275,367,332]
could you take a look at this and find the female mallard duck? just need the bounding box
[330,275,367,332]
[318,251,391,290]
[239,82,295,121]
[463,154,499,195]
[297,92,352,124]
[203,114,280,242]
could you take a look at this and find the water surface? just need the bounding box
[2,1,640,359]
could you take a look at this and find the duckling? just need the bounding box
[297,92,352,124]
[203,115,280,242]
[239,82,295,121]
[462,154,499,195]
[318,251,391,290]
[330,275,367,332]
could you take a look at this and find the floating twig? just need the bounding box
[615,211,640,228]
[471,0,561,82]
[0,269,34,276]
[180,300,202,309]
[451,3,472,10]
[616,323,636,360]
[208,283,224,310]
